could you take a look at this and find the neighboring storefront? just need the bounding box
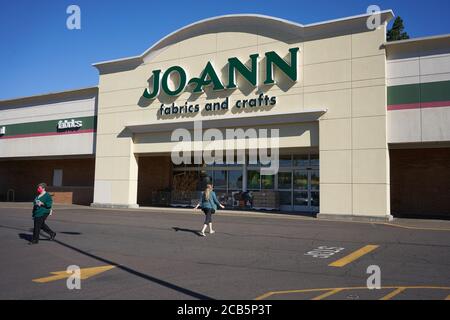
[0,88,97,205]
[1,11,449,219]
[386,34,450,219]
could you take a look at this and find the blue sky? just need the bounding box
[1,0,449,100]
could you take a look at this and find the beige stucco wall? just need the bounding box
[93,21,391,219]
[304,28,390,219]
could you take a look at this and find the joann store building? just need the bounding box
[1,11,450,220]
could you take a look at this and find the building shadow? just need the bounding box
[2,223,213,298]
[50,238,214,299]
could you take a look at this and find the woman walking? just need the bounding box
[194,184,224,236]
[30,183,56,245]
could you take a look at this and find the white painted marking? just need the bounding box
[305,246,345,259]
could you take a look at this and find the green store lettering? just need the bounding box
[143,47,299,99]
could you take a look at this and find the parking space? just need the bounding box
[0,204,449,299]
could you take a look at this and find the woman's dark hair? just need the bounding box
[37,183,47,189]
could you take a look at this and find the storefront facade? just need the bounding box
[1,11,449,220]
[91,12,395,220]
[0,88,97,204]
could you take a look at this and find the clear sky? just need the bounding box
[1,0,449,100]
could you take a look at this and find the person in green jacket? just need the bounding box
[30,183,56,245]
[194,184,224,236]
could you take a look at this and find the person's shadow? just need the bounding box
[19,233,54,242]
[19,233,33,242]
[172,227,203,237]
[18,231,82,243]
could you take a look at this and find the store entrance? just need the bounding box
[170,152,319,213]
[276,154,319,212]
[278,169,320,212]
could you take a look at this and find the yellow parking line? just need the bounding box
[254,291,276,301]
[255,286,450,300]
[380,287,406,300]
[255,288,339,300]
[329,245,379,267]
[311,288,343,300]
[380,223,450,232]
[254,287,368,300]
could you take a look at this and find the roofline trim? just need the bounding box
[92,10,394,68]
[0,86,98,104]
[383,33,450,46]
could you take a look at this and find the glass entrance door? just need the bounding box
[278,168,319,212]
[278,170,293,211]
[293,170,309,211]
[309,170,320,211]
[293,170,319,212]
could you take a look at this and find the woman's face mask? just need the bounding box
[37,186,44,194]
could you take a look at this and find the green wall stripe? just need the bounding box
[421,81,450,103]
[0,116,97,137]
[388,80,450,105]
[387,83,420,105]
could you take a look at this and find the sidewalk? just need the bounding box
[1,202,449,231]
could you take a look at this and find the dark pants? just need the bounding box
[32,215,54,242]
[202,208,215,224]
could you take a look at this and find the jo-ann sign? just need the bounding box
[142,47,299,99]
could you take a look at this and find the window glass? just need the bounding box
[277,172,292,189]
[261,175,274,190]
[247,170,260,190]
[310,171,320,191]
[279,155,292,167]
[293,171,308,190]
[247,153,259,166]
[213,170,227,189]
[198,170,213,190]
[279,191,292,206]
[294,154,309,167]
[310,154,319,167]
[311,192,320,207]
[172,171,199,191]
[214,190,228,204]
[228,170,243,190]
[294,191,309,206]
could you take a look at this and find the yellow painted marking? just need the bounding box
[33,265,115,283]
[329,245,379,267]
[254,286,450,300]
[380,287,406,300]
[255,287,367,300]
[311,288,343,300]
[445,294,450,300]
[254,291,276,301]
[380,223,450,232]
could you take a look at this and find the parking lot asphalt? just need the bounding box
[0,203,449,300]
